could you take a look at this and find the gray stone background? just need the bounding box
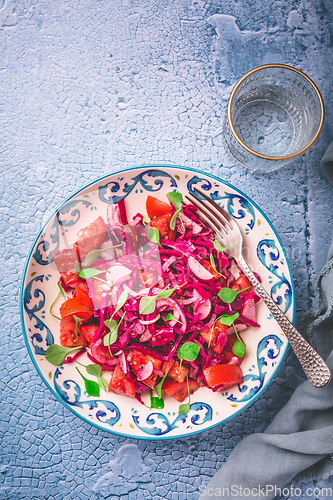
[1,0,333,498]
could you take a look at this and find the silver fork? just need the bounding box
[186,188,331,388]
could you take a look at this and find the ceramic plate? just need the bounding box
[20,166,294,440]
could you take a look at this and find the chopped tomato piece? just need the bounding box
[109,364,136,398]
[60,297,93,321]
[60,316,87,347]
[200,321,227,355]
[53,248,77,273]
[232,275,251,294]
[203,260,224,282]
[146,196,172,219]
[75,282,94,312]
[140,271,157,288]
[80,323,99,345]
[60,271,82,288]
[128,350,162,374]
[76,216,106,256]
[150,212,176,240]
[140,372,158,389]
[162,378,200,402]
[203,364,243,389]
[161,359,189,384]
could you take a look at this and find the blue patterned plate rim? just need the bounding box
[20,164,295,440]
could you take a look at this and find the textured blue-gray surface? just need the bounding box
[1,0,333,498]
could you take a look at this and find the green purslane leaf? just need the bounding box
[142,215,151,225]
[232,339,246,358]
[75,260,82,275]
[84,245,122,267]
[76,367,100,397]
[213,239,227,253]
[139,285,182,315]
[79,268,105,279]
[103,319,119,346]
[166,191,183,211]
[178,402,191,415]
[147,226,161,246]
[45,344,82,366]
[97,375,109,392]
[169,207,182,231]
[178,342,201,362]
[138,295,158,315]
[218,286,250,303]
[86,363,103,377]
[114,289,128,314]
[150,392,165,409]
[216,312,240,326]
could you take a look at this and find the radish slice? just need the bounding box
[227,324,248,335]
[188,256,214,281]
[100,240,116,261]
[197,298,212,320]
[106,264,132,286]
[137,360,154,381]
[240,297,256,324]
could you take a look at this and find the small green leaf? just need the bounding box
[142,215,151,225]
[218,286,250,303]
[114,289,128,314]
[97,375,109,392]
[147,226,161,246]
[178,342,201,362]
[150,395,165,409]
[84,245,122,267]
[157,285,180,299]
[178,402,191,415]
[75,260,82,275]
[165,312,183,325]
[86,363,103,377]
[103,319,119,346]
[76,367,100,397]
[169,207,182,231]
[155,367,170,399]
[232,339,246,357]
[214,239,227,253]
[45,344,81,366]
[216,312,240,326]
[139,295,157,315]
[166,191,183,211]
[79,268,105,279]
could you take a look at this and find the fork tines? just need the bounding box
[185,188,232,236]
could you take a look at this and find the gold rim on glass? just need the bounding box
[227,64,325,161]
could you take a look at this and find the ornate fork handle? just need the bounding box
[238,255,331,388]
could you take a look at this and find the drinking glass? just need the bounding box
[223,64,324,173]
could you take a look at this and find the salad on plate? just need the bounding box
[46,192,261,413]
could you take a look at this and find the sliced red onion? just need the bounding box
[138,314,161,325]
[162,256,177,272]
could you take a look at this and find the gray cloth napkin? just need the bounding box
[202,145,333,499]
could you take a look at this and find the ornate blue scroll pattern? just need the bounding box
[99,169,178,204]
[54,368,121,427]
[187,176,255,233]
[257,239,293,314]
[132,402,213,436]
[33,199,95,265]
[23,275,54,355]
[227,334,284,403]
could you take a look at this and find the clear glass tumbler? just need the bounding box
[223,64,324,173]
